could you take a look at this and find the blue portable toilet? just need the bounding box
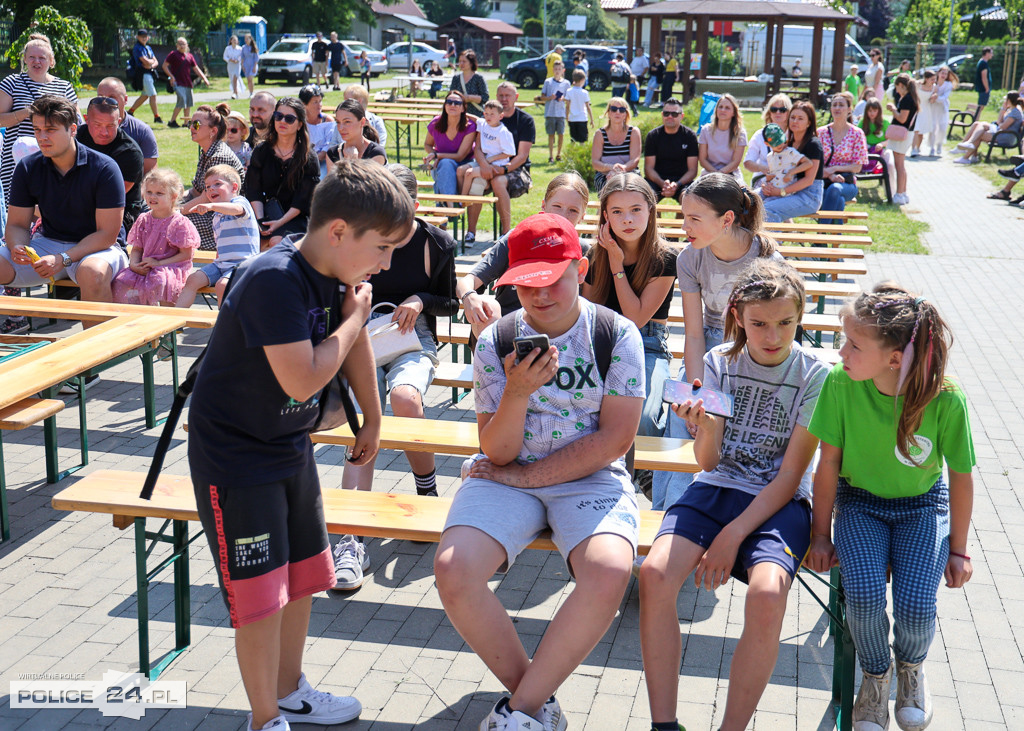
[229,16,268,53]
[698,92,721,129]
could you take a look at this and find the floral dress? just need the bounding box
[111,212,200,305]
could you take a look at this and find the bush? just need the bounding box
[4,6,91,89]
[522,18,544,37]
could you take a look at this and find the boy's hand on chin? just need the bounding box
[343,281,373,321]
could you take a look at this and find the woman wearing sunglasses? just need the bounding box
[424,91,477,196]
[179,103,247,250]
[743,93,792,187]
[245,98,320,247]
[592,96,642,193]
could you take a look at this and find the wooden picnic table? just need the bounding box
[0,294,217,329]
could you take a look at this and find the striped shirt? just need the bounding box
[212,196,261,264]
[184,140,245,250]
[0,74,78,198]
[599,127,634,158]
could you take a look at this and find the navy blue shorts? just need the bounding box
[656,481,812,582]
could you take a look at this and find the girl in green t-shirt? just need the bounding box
[806,283,975,731]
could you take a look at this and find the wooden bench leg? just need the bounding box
[0,434,9,543]
[797,566,855,731]
[134,517,196,680]
[42,384,88,484]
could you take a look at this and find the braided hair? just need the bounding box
[723,259,805,362]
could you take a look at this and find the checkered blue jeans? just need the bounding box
[833,477,950,674]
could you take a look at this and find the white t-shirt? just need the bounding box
[478,121,515,165]
[745,127,770,169]
[766,146,805,188]
[474,300,645,465]
[223,45,243,72]
[630,55,649,78]
[565,86,590,123]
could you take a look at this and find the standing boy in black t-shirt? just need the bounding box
[187,160,414,731]
[643,98,699,202]
[311,32,329,86]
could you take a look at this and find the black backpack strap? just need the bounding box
[591,304,618,383]
[493,311,519,364]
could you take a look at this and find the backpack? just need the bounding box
[125,52,141,92]
[492,304,618,384]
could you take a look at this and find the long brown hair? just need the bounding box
[861,99,885,137]
[840,283,953,464]
[435,90,468,134]
[588,173,671,308]
[265,97,312,193]
[715,93,744,148]
[684,173,777,256]
[787,101,818,155]
[723,259,805,363]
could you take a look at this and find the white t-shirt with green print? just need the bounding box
[474,300,646,465]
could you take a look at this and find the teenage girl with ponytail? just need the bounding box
[806,284,975,731]
[649,172,782,515]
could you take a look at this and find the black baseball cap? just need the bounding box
[137,29,149,36]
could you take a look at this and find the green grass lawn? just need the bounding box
[146,76,940,253]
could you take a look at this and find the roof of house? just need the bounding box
[439,16,524,35]
[385,12,438,28]
[371,0,426,19]
[620,0,850,20]
[601,0,641,11]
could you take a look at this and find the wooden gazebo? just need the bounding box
[619,0,851,102]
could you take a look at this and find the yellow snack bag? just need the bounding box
[22,246,55,283]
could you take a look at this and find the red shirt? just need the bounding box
[165,50,197,87]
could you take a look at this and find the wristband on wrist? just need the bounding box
[949,551,971,561]
[460,291,475,302]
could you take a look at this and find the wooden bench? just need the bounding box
[51,468,854,729]
[949,103,982,139]
[0,397,66,542]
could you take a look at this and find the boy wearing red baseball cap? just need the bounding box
[434,213,646,731]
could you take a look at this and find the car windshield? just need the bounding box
[268,40,309,54]
[347,43,374,54]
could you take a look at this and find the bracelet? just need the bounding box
[460,291,475,302]
[949,551,971,561]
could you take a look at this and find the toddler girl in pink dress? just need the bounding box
[112,169,199,306]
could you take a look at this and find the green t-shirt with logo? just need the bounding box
[808,364,975,498]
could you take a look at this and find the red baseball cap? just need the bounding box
[495,213,582,288]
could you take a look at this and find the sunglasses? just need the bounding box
[769,106,788,113]
[661,110,681,118]
[273,111,300,124]
[608,105,628,113]
[88,96,119,110]
[186,119,205,130]
[227,126,244,133]
[445,98,464,106]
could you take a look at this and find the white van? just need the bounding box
[740,25,871,80]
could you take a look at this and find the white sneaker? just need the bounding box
[909,148,920,157]
[853,665,892,731]
[247,714,289,731]
[332,536,368,591]
[480,697,549,730]
[278,672,361,724]
[955,141,975,151]
[894,660,932,731]
[542,695,568,731]
[892,193,908,205]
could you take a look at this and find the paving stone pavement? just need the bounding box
[1,154,1021,730]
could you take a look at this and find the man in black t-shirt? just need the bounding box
[77,96,146,233]
[643,98,699,201]
[464,81,536,243]
[327,31,347,90]
[976,47,993,107]
[311,32,329,85]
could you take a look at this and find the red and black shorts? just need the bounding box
[192,453,335,628]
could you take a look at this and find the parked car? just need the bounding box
[506,44,627,92]
[340,40,388,77]
[257,36,387,85]
[914,54,974,78]
[258,36,316,85]
[384,41,445,70]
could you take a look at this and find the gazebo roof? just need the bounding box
[620,0,850,21]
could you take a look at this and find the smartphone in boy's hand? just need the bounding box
[513,334,550,364]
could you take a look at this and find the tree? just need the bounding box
[252,0,384,35]
[4,5,91,88]
[418,0,487,28]
[861,0,894,43]
[0,0,253,36]
[888,0,967,44]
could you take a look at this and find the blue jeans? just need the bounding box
[644,80,659,106]
[820,181,858,225]
[433,157,469,196]
[650,326,724,510]
[638,321,671,439]
[762,179,824,222]
[834,478,949,675]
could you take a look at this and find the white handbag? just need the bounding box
[366,303,422,368]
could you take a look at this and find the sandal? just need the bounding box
[988,190,1011,200]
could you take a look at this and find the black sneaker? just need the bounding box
[998,168,1021,181]
[635,469,653,501]
[0,318,29,335]
[167,120,179,128]
[153,116,164,124]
